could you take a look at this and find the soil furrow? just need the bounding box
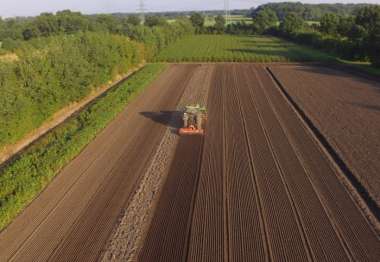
[3,65,196,262]
[46,65,198,262]
[187,65,225,262]
[138,136,203,262]
[223,64,266,261]
[250,65,352,261]
[260,66,380,261]
[0,66,180,261]
[269,65,380,207]
[235,64,311,261]
[3,63,380,262]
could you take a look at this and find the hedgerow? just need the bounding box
[0,63,165,230]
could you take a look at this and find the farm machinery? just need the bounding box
[179,104,207,136]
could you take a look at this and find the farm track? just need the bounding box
[137,64,380,261]
[0,65,198,261]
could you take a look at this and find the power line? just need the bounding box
[224,0,231,25]
[138,0,146,24]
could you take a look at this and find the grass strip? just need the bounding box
[0,63,166,231]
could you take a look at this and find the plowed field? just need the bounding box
[1,64,379,262]
[269,65,380,207]
[138,64,380,261]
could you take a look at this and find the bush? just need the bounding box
[0,32,144,148]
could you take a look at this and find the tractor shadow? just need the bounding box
[140,111,183,131]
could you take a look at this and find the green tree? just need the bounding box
[280,13,305,34]
[33,13,58,37]
[337,16,355,36]
[320,13,340,35]
[369,25,380,67]
[214,15,226,34]
[252,8,278,34]
[190,13,205,33]
[355,6,380,67]
[355,6,380,33]
[126,15,141,26]
[145,16,167,27]
[22,26,39,40]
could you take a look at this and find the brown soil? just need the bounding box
[137,64,380,261]
[269,65,380,207]
[101,64,214,261]
[0,64,379,262]
[138,136,203,262]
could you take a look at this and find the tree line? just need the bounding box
[0,11,195,148]
[180,3,380,68]
[250,2,371,21]
[0,11,194,58]
[249,4,380,67]
[0,33,144,148]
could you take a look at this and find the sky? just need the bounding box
[1,0,380,18]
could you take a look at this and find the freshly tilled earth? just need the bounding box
[101,64,213,261]
[269,64,380,207]
[0,64,379,262]
[138,64,380,261]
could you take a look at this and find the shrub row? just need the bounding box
[0,63,165,230]
[0,32,145,149]
[270,28,366,60]
[125,19,195,60]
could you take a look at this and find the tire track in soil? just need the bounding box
[186,65,225,262]
[255,65,380,261]
[249,65,352,261]
[138,136,203,262]
[234,64,311,262]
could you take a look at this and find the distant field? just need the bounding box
[204,15,252,26]
[155,35,333,62]
[229,15,252,24]
[168,15,251,26]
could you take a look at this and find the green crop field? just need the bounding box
[155,35,333,63]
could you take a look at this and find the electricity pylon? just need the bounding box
[139,0,146,24]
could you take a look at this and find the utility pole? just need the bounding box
[139,0,146,25]
[224,0,231,25]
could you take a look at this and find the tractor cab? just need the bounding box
[179,104,207,136]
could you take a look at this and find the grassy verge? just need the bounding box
[0,63,165,231]
[336,59,380,78]
[155,34,333,63]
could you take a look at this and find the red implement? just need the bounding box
[179,125,204,136]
